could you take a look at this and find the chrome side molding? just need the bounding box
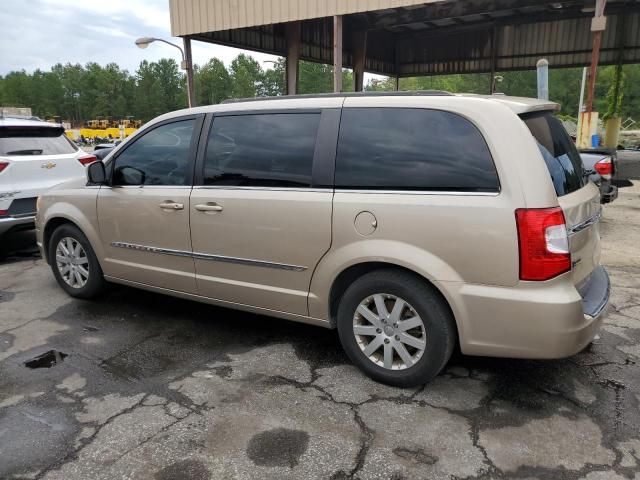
[110,242,307,272]
[568,210,602,237]
[111,242,192,257]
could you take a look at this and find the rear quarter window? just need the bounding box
[520,111,585,196]
[335,108,499,192]
[0,127,78,156]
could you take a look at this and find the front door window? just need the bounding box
[112,119,195,186]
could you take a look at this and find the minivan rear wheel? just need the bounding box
[49,224,105,299]
[337,269,456,387]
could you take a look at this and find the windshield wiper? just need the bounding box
[5,149,43,155]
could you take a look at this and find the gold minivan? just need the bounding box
[35,92,610,386]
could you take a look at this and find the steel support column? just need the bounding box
[352,30,367,92]
[285,21,301,95]
[489,27,497,94]
[333,15,343,93]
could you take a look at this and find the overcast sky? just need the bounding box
[0,0,280,75]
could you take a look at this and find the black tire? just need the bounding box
[337,269,456,387]
[49,224,105,299]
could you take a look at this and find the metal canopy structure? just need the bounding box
[169,0,640,95]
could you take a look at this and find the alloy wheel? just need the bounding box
[55,237,90,289]
[353,293,426,370]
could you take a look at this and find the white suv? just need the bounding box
[0,117,96,239]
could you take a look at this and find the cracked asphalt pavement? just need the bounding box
[1,184,640,480]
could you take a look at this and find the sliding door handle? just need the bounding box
[195,203,223,212]
[159,201,184,210]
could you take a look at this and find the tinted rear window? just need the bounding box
[520,112,585,196]
[0,127,77,156]
[335,108,499,191]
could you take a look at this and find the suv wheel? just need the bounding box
[49,224,105,299]
[337,269,456,387]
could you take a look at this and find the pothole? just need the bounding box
[24,350,68,369]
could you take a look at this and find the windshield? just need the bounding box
[520,111,585,197]
[0,127,78,156]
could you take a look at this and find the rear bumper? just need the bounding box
[0,215,36,236]
[444,267,610,359]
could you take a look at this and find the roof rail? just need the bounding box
[222,90,452,104]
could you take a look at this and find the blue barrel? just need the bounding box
[591,134,600,147]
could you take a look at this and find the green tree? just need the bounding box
[296,61,355,93]
[298,61,333,93]
[621,64,640,119]
[603,64,624,120]
[261,58,285,96]
[230,54,263,98]
[134,60,157,121]
[196,58,232,105]
[3,56,640,127]
[365,77,396,91]
[152,58,185,112]
[1,70,33,108]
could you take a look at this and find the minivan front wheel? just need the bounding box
[337,269,456,387]
[49,224,105,299]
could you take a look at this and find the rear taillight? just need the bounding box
[0,210,7,217]
[515,207,571,281]
[78,154,97,166]
[0,161,9,173]
[594,157,613,179]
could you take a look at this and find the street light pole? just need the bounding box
[135,36,196,108]
[182,37,196,108]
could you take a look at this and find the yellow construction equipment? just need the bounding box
[85,117,110,129]
[121,117,142,128]
[80,117,142,140]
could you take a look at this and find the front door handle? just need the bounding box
[159,201,184,210]
[195,203,223,212]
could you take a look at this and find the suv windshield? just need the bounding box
[0,126,78,156]
[520,111,585,196]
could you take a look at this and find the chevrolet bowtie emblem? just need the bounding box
[41,162,57,169]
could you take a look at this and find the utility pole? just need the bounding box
[580,0,607,147]
[183,37,196,108]
[585,0,607,114]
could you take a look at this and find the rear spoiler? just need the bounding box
[0,125,66,137]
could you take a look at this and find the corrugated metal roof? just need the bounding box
[394,12,640,75]
[169,0,442,36]
[172,0,640,76]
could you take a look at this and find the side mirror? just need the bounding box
[87,161,107,185]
